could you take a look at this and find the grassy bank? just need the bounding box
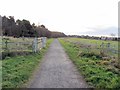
[2,38,54,88]
[59,38,120,88]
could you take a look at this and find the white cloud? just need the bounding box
[0,0,119,35]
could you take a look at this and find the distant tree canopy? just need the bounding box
[1,15,66,38]
[51,31,66,38]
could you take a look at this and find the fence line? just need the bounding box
[65,39,119,56]
[1,37,47,53]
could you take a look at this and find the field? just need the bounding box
[1,37,120,88]
[2,38,53,88]
[63,38,118,57]
[0,36,45,59]
[59,38,120,88]
[1,37,34,52]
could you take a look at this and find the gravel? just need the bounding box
[28,39,89,88]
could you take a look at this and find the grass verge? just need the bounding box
[2,38,53,88]
[59,38,120,88]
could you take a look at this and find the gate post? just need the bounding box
[33,37,38,53]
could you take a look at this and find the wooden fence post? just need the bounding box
[5,40,8,52]
[32,37,46,53]
[100,42,104,48]
[43,37,46,47]
[41,37,46,48]
[37,38,42,52]
[33,37,38,53]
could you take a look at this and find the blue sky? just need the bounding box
[0,0,119,36]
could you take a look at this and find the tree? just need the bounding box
[2,16,16,36]
[1,15,66,38]
[41,25,45,28]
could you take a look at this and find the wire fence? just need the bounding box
[65,39,119,58]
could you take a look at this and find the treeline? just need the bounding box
[1,15,66,38]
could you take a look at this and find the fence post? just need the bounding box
[106,43,111,53]
[100,42,104,48]
[43,37,46,47]
[107,43,110,49]
[41,37,46,48]
[37,38,42,52]
[33,37,38,53]
[5,40,8,52]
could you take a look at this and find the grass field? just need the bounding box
[63,37,118,58]
[1,36,46,59]
[1,36,34,53]
[59,38,120,88]
[2,38,53,88]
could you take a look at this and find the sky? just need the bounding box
[0,0,119,36]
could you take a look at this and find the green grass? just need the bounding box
[1,37,34,52]
[59,38,120,88]
[64,37,118,49]
[2,38,54,88]
[63,37,118,58]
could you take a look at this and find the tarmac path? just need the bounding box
[28,39,88,88]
